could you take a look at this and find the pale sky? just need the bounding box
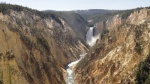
[0,0,150,11]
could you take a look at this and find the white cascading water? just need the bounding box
[86,27,99,47]
[66,53,87,84]
[66,27,99,84]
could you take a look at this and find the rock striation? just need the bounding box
[75,8,150,84]
[0,5,87,84]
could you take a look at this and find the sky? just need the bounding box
[0,0,150,11]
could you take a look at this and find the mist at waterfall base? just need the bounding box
[86,27,99,47]
[66,27,99,84]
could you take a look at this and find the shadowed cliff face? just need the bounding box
[58,12,89,39]
[75,8,150,84]
[0,8,87,84]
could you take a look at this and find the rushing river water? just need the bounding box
[66,27,99,84]
[66,53,87,84]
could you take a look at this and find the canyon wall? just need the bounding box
[75,8,150,84]
[0,7,87,84]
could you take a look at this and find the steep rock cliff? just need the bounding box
[96,14,122,35]
[75,8,150,84]
[106,14,122,30]
[127,8,150,24]
[44,11,89,40]
[0,4,87,84]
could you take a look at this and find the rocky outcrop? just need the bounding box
[75,8,150,84]
[96,8,150,35]
[95,14,122,39]
[106,14,122,30]
[127,8,150,24]
[94,21,106,39]
[0,6,87,84]
[95,8,150,43]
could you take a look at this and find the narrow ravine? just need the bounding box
[66,26,99,84]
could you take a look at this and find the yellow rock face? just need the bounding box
[0,9,87,84]
[75,9,150,84]
[0,21,28,84]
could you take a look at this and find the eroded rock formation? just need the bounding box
[75,8,150,84]
[0,6,87,84]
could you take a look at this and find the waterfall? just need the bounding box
[86,27,99,47]
[66,27,99,84]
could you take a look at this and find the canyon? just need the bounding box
[75,8,150,84]
[0,4,88,84]
[0,3,150,84]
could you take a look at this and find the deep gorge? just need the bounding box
[0,3,150,84]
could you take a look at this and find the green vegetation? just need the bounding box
[74,9,118,25]
[136,53,150,84]
[78,7,150,25]
[36,36,50,55]
[135,43,142,55]
[19,33,34,50]
[101,30,109,40]
[118,7,149,19]
[50,11,88,39]
[0,3,26,14]
[19,28,50,55]
[135,28,143,39]
[0,3,62,23]
[51,14,64,28]
[119,10,133,19]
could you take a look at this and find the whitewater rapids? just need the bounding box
[66,53,86,84]
[66,26,99,84]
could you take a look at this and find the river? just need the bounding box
[66,53,86,84]
[66,27,99,84]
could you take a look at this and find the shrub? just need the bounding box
[135,53,150,84]
[36,36,50,55]
[135,43,142,55]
